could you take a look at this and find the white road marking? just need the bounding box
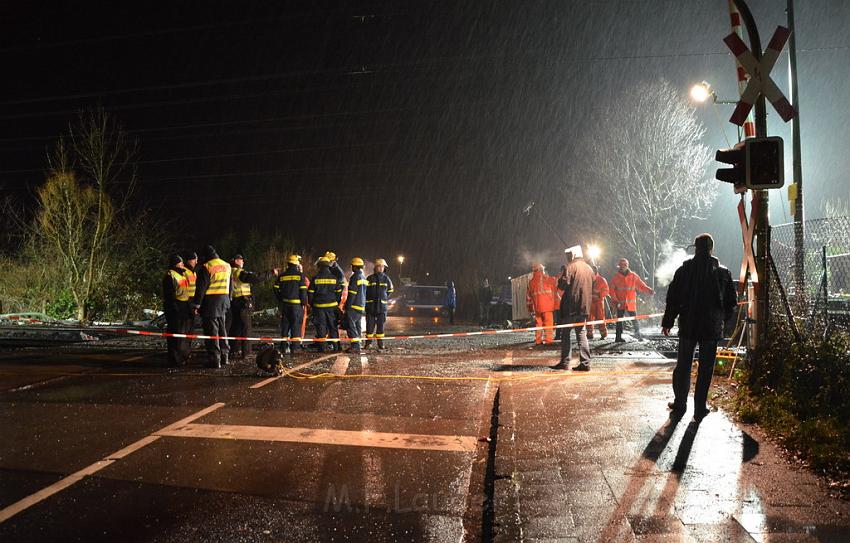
[0,402,225,524]
[156,423,478,453]
[250,353,340,389]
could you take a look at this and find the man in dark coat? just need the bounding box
[162,254,189,367]
[555,246,595,371]
[191,245,232,368]
[662,233,737,421]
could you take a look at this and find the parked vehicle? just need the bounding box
[389,285,448,316]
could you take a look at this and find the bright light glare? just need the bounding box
[690,82,711,103]
[587,244,602,260]
[397,255,405,264]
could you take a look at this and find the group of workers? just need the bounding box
[162,246,394,368]
[526,250,654,370]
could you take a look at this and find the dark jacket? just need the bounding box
[346,269,368,312]
[444,282,457,308]
[558,257,594,316]
[161,266,183,318]
[309,267,343,308]
[273,264,307,306]
[366,272,394,315]
[662,256,737,340]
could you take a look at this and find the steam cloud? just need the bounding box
[654,240,690,288]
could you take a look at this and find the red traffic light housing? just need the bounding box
[715,136,784,190]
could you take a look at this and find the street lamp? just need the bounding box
[397,255,404,281]
[689,80,738,147]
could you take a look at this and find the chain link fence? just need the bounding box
[770,216,850,334]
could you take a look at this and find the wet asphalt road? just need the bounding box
[5,317,847,542]
[0,317,519,542]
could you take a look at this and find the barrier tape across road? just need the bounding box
[96,313,664,344]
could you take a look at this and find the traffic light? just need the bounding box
[715,137,784,190]
[715,142,746,186]
[746,136,784,189]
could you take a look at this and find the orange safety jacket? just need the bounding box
[609,270,651,312]
[526,271,559,313]
[591,274,609,303]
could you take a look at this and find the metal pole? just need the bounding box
[787,0,805,306]
[733,0,770,350]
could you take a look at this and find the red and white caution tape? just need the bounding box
[95,312,663,344]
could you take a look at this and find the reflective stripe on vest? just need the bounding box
[183,269,197,298]
[231,268,251,298]
[170,270,190,302]
[204,258,231,295]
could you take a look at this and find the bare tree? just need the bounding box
[35,109,137,322]
[577,79,714,289]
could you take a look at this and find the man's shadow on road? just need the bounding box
[598,413,700,541]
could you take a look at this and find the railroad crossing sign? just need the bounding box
[724,26,796,126]
[737,198,758,291]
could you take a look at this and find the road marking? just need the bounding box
[250,353,340,389]
[0,402,224,524]
[156,423,478,453]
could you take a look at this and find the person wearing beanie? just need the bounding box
[227,253,276,360]
[191,245,232,368]
[662,233,737,421]
[161,254,189,367]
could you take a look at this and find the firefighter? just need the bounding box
[308,256,343,352]
[324,251,347,339]
[181,250,199,357]
[344,257,368,353]
[273,254,307,354]
[191,246,232,368]
[228,254,273,359]
[526,263,558,346]
[365,258,394,349]
[586,265,610,339]
[610,257,654,342]
[162,254,189,367]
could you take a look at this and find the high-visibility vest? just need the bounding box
[231,268,252,298]
[183,268,197,299]
[169,269,190,302]
[204,258,231,296]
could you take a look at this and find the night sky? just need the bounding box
[1,1,848,283]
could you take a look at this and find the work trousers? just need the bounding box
[228,297,253,357]
[447,306,455,324]
[366,313,387,340]
[672,338,719,411]
[313,307,338,351]
[615,309,641,340]
[165,309,190,366]
[561,313,591,366]
[478,302,490,325]
[346,310,364,350]
[587,299,608,338]
[280,304,304,352]
[201,315,229,364]
[534,311,554,344]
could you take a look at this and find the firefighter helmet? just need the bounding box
[324,251,337,261]
[375,258,388,268]
[287,254,301,265]
[318,256,331,266]
[351,257,365,267]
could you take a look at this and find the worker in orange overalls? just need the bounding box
[586,265,610,339]
[526,263,559,345]
[610,257,654,342]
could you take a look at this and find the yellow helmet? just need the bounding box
[375,258,388,267]
[324,251,336,261]
[351,257,365,267]
[318,256,331,265]
[287,254,301,265]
